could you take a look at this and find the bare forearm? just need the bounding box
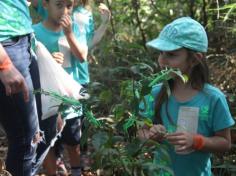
[201,135,231,153]
[91,23,108,48]
[65,33,88,62]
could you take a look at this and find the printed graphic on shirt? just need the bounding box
[199,106,209,121]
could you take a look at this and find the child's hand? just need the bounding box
[60,14,72,35]
[52,52,64,65]
[166,132,194,152]
[149,124,167,142]
[137,128,150,140]
[98,3,111,24]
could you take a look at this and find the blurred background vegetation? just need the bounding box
[87,0,236,175]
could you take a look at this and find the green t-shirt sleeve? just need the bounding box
[212,94,235,131]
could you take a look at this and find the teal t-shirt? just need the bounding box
[33,22,82,81]
[140,83,235,176]
[0,0,33,41]
[33,22,83,119]
[33,23,63,53]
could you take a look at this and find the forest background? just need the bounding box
[1,0,236,175]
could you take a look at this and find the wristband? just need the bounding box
[192,134,205,150]
[0,57,12,71]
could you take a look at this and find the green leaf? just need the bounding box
[144,118,153,127]
[92,132,109,150]
[123,113,136,133]
[99,90,112,104]
[85,110,101,127]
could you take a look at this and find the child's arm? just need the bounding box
[0,44,29,101]
[90,3,110,48]
[201,128,231,152]
[166,128,231,153]
[60,14,88,62]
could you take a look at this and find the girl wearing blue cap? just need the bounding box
[139,17,235,176]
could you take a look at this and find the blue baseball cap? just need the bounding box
[146,17,208,52]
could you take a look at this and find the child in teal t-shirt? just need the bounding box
[31,0,110,175]
[32,0,88,175]
[139,17,235,176]
[72,1,110,85]
[31,0,110,85]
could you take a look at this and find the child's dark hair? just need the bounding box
[153,49,209,124]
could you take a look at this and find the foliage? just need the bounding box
[84,67,188,175]
[38,67,188,175]
[90,0,236,175]
[37,0,236,174]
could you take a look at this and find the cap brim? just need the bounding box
[146,38,182,51]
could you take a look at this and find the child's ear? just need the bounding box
[190,52,204,67]
[193,52,204,60]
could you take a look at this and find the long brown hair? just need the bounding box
[153,49,209,125]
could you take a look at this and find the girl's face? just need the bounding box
[158,48,190,73]
[44,0,73,25]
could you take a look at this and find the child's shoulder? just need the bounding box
[203,83,226,99]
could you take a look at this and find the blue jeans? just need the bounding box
[0,34,40,176]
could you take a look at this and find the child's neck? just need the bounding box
[42,19,62,32]
[172,79,199,102]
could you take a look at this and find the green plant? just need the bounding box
[36,67,187,176]
[86,67,188,176]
